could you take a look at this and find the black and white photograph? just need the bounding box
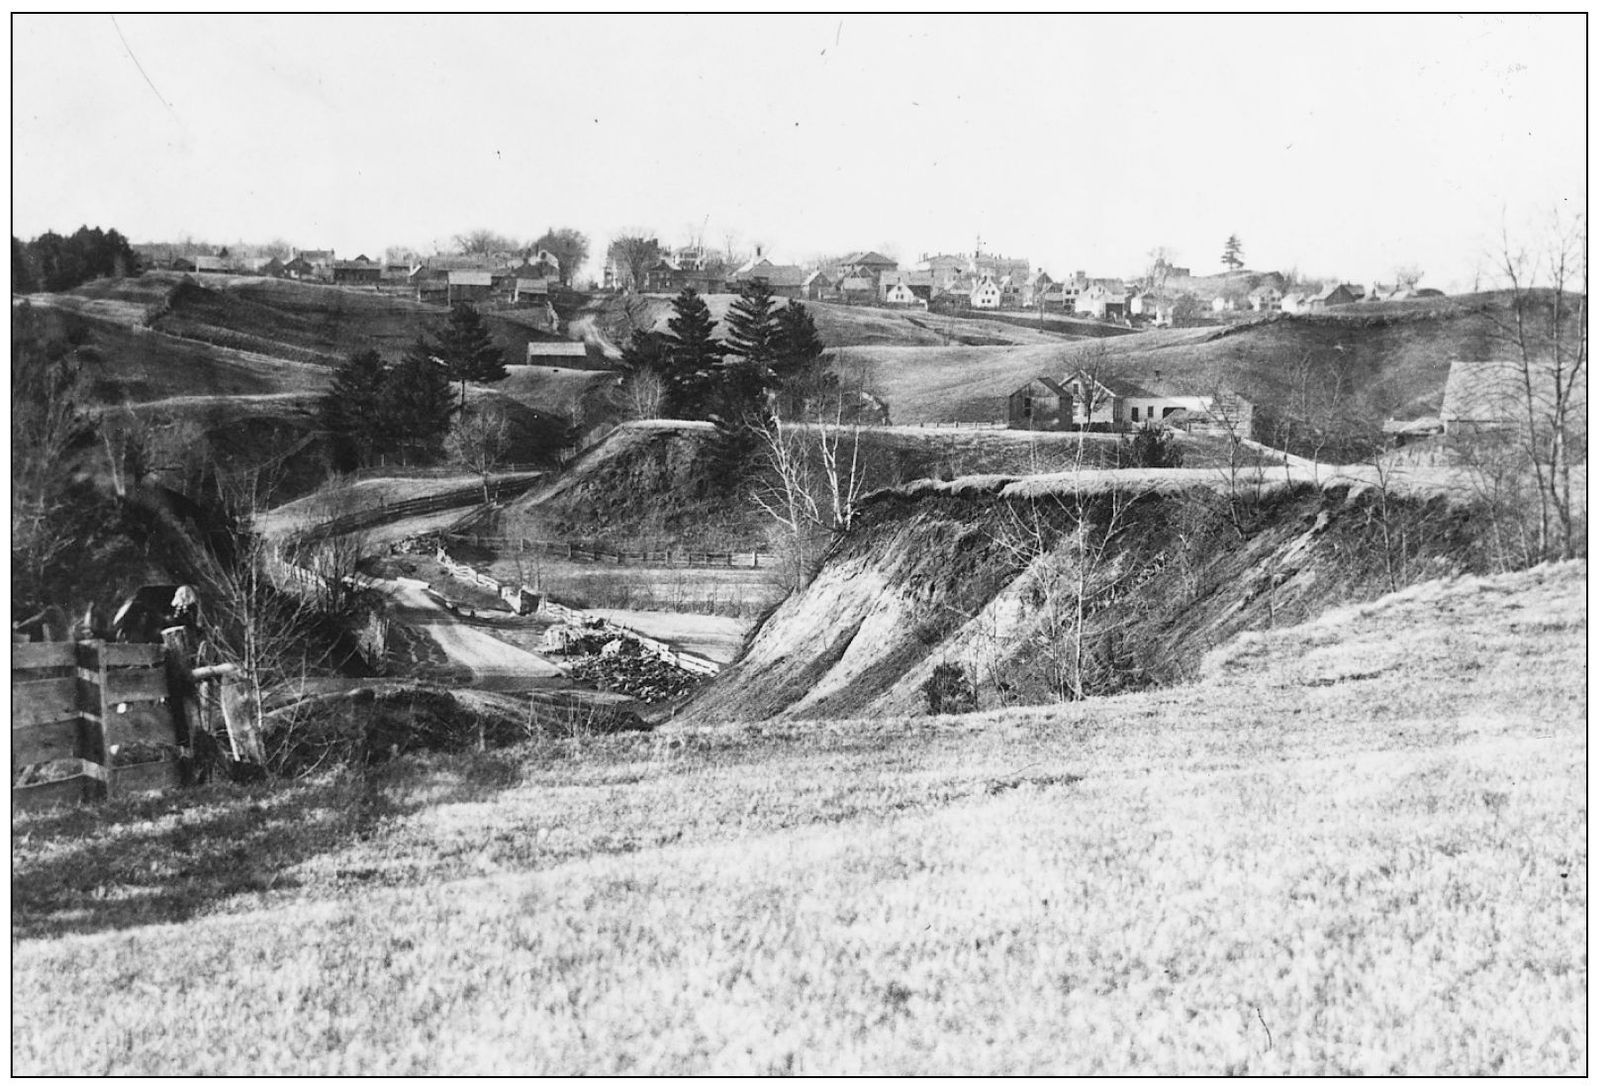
[10,13,1587,1075]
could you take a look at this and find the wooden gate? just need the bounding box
[11,641,188,813]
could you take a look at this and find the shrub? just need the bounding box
[922,661,977,716]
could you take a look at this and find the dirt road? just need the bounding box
[386,577,566,690]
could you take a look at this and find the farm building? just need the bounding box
[1006,371,1250,435]
[1006,377,1075,430]
[510,277,551,303]
[333,258,381,285]
[446,270,494,302]
[729,258,806,299]
[524,341,591,367]
[837,251,899,281]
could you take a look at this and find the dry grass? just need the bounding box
[837,296,1509,429]
[11,562,1584,1075]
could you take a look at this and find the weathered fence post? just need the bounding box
[160,626,204,784]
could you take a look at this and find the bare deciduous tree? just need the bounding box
[446,405,514,502]
[1478,212,1587,560]
[454,229,520,257]
[750,385,870,590]
[624,367,666,421]
[994,463,1144,701]
[606,233,662,293]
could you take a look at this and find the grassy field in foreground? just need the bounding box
[11,562,1585,1074]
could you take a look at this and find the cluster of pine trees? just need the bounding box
[318,302,510,469]
[620,282,830,427]
[12,226,141,294]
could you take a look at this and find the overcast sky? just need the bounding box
[12,14,1586,289]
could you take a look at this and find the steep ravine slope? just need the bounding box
[685,476,1491,723]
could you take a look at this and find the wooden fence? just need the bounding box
[432,547,721,677]
[293,474,544,541]
[13,641,184,811]
[12,639,255,812]
[443,534,779,570]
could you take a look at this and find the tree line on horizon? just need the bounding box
[13,227,141,294]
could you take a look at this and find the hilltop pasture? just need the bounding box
[838,295,1515,432]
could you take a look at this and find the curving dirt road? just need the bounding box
[385,577,566,690]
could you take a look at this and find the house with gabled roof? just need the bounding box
[1007,376,1077,430]
[803,269,832,301]
[333,256,382,285]
[1007,369,1248,434]
[970,274,1003,309]
[1073,280,1131,319]
[729,257,806,298]
[838,251,899,280]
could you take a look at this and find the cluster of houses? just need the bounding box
[612,241,1448,332]
[1007,369,1254,438]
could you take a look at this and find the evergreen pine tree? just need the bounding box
[718,279,781,425]
[661,286,724,418]
[1221,234,1244,270]
[381,338,455,463]
[433,302,508,407]
[318,348,391,468]
[620,327,671,375]
[771,300,829,419]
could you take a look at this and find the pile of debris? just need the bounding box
[547,626,703,703]
[391,535,439,556]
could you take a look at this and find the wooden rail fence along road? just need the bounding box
[294,474,544,541]
[444,534,779,570]
[432,548,721,677]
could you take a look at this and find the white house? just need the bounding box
[884,277,924,307]
[969,274,1002,309]
[1074,282,1129,319]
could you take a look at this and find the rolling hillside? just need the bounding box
[149,276,565,367]
[19,297,330,403]
[11,560,1585,1074]
[593,294,1080,350]
[839,294,1519,443]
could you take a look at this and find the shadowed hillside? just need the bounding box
[687,473,1494,724]
[150,276,565,368]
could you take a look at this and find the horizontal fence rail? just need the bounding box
[291,474,544,541]
[12,640,185,811]
[431,548,721,677]
[442,534,779,570]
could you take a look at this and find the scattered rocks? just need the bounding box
[553,633,703,703]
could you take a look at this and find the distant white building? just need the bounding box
[969,274,1002,309]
